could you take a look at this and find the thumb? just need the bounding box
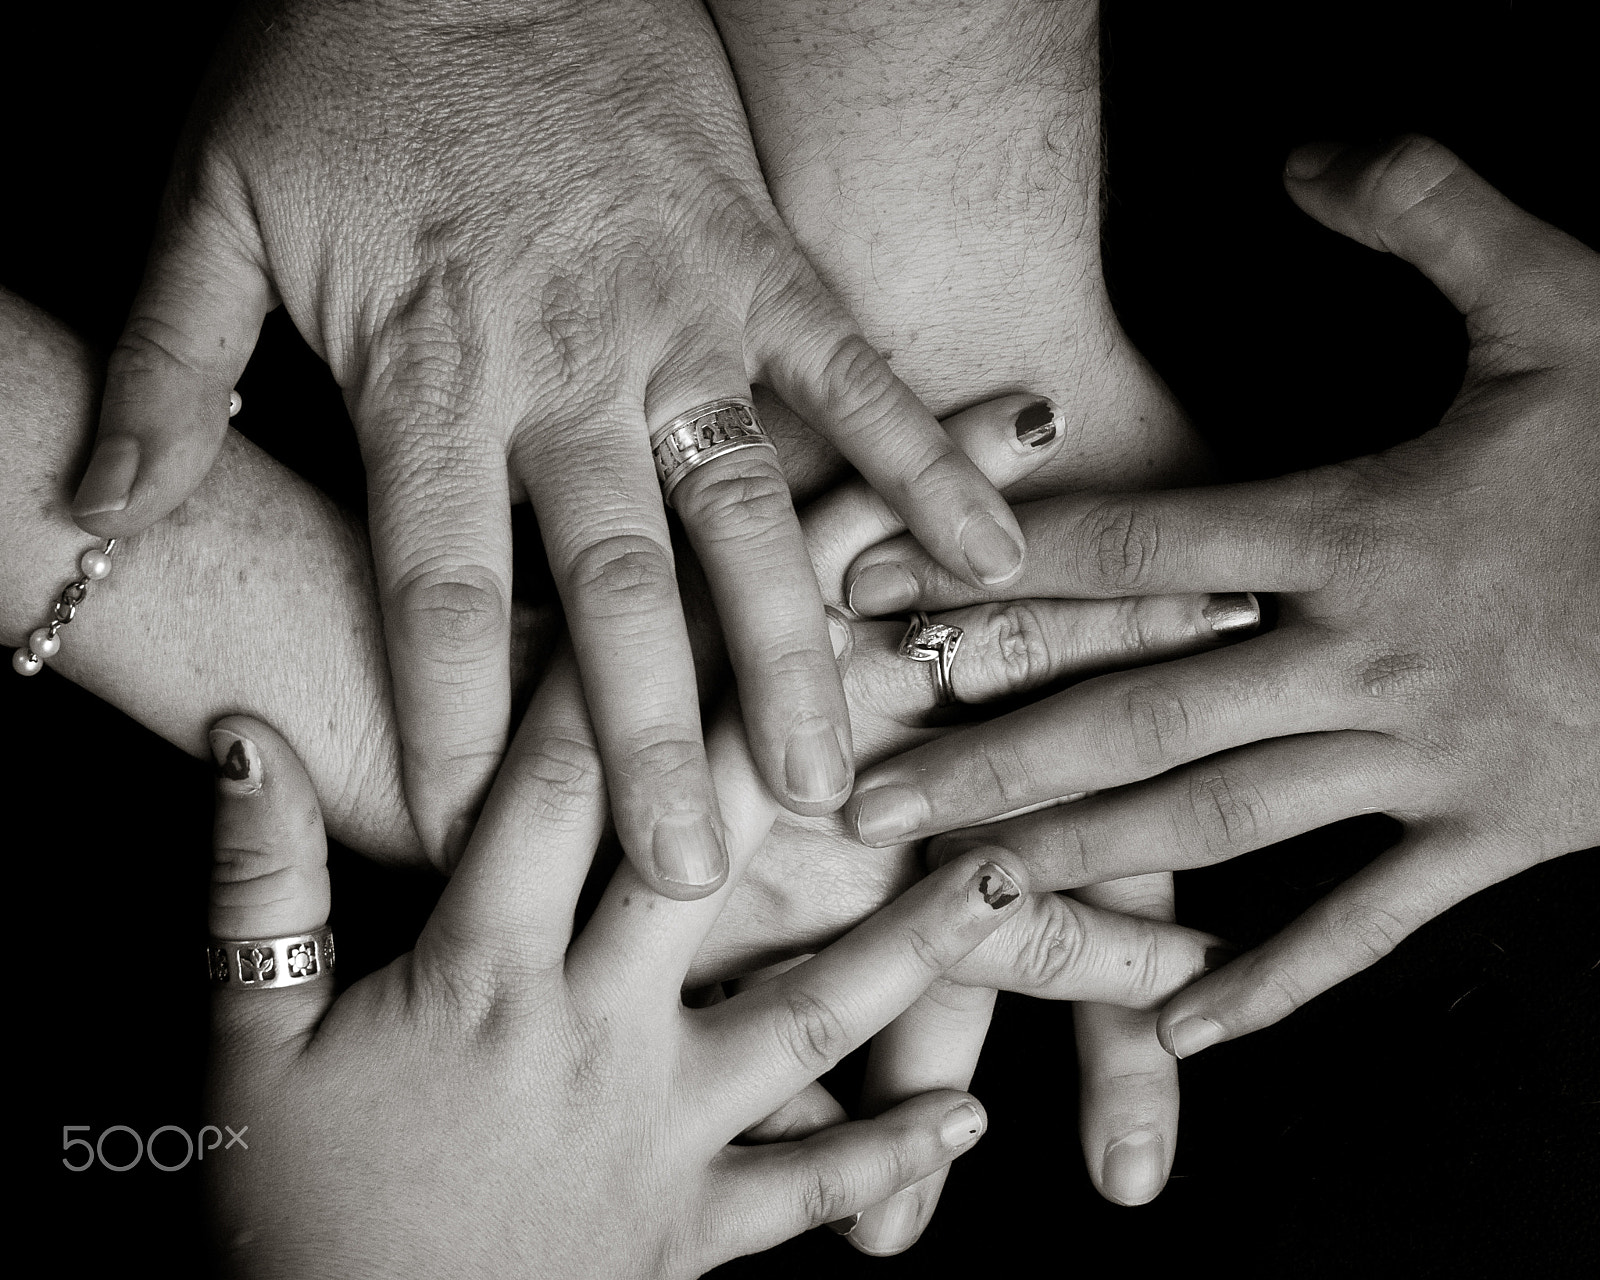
[73,197,274,536]
[206,715,335,1062]
[1283,135,1592,354]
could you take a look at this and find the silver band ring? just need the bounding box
[650,397,777,506]
[207,927,335,990]
[900,611,963,706]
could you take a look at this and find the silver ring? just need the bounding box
[650,397,777,506]
[899,611,963,706]
[207,927,335,990]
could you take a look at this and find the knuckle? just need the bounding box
[1324,898,1414,967]
[798,1160,857,1229]
[516,733,601,826]
[1366,134,1462,230]
[1013,905,1088,990]
[982,602,1056,690]
[1355,651,1439,702]
[111,315,211,380]
[972,736,1047,810]
[673,464,795,541]
[394,565,508,653]
[773,987,854,1077]
[1080,500,1162,594]
[1116,680,1194,769]
[1182,769,1267,859]
[564,533,677,607]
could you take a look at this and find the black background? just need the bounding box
[6,2,1597,1277]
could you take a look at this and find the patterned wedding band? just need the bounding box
[650,397,777,505]
[206,927,335,990]
[900,611,964,706]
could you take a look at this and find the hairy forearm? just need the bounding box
[716,0,1209,495]
[0,290,426,860]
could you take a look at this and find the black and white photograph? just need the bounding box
[7,1,1597,1275]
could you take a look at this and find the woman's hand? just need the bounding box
[840,137,1600,1057]
[77,0,1021,889]
[204,657,1034,1278]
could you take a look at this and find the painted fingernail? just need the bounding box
[825,607,853,660]
[826,1213,861,1237]
[71,435,140,517]
[1202,943,1241,975]
[940,1099,987,1147]
[960,514,1024,585]
[1203,592,1260,636]
[850,1187,922,1256]
[653,813,725,889]
[1102,1131,1165,1206]
[1013,399,1062,449]
[852,783,929,845]
[209,728,262,796]
[847,562,917,616]
[785,718,850,805]
[1167,1014,1225,1059]
[1285,141,1350,180]
[970,861,1021,912]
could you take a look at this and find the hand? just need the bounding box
[841,137,1600,1056]
[204,656,1036,1278]
[79,0,1021,888]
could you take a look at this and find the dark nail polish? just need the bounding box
[1013,399,1061,448]
[960,514,1023,585]
[653,814,724,888]
[973,861,1020,911]
[1203,592,1260,636]
[1202,943,1241,975]
[785,718,850,805]
[72,435,140,517]
[209,728,262,795]
[852,784,928,845]
[848,563,917,616]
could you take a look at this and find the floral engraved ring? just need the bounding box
[207,927,335,991]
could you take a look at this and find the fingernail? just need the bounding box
[960,514,1024,585]
[847,562,917,616]
[852,783,929,845]
[209,728,262,796]
[1285,141,1350,181]
[1102,1131,1165,1206]
[1202,943,1241,975]
[850,1187,922,1256]
[970,860,1021,912]
[1167,1014,1225,1059]
[1012,399,1062,449]
[1203,592,1260,636]
[825,607,853,660]
[653,813,725,889]
[826,1213,861,1236]
[785,718,850,805]
[940,1099,987,1147]
[71,435,140,517]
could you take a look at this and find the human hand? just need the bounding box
[203,656,1039,1278]
[78,0,1021,887]
[842,137,1600,1056]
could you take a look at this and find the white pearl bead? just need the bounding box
[80,549,112,580]
[28,627,60,659]
[229,389,243,418]
[12,648,42,676]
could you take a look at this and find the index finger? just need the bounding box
[844,473,1348,617]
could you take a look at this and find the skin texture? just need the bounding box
[843,137,1600,1061]
[73,0,1028,896]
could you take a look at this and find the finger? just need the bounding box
[207,715,334,1065]
[516,406,727,900]
[847,980,997,1255]
[75,193,273,536]
[751,272,1026,590]
[847,591,1260,723]
[741,1082,849,1144]
[847,630,1348,847]
[929,731,1412,889]
[803,394,1067,605]
[694,848,1029,1129]
[1284,135,1600,359]
[1156,833,1515,1059]
[711,1088,988,1259]
[948,891,1226,1007]
[667,397,852,815]
[1072,873,1181,1207]
[419,650,609,980]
